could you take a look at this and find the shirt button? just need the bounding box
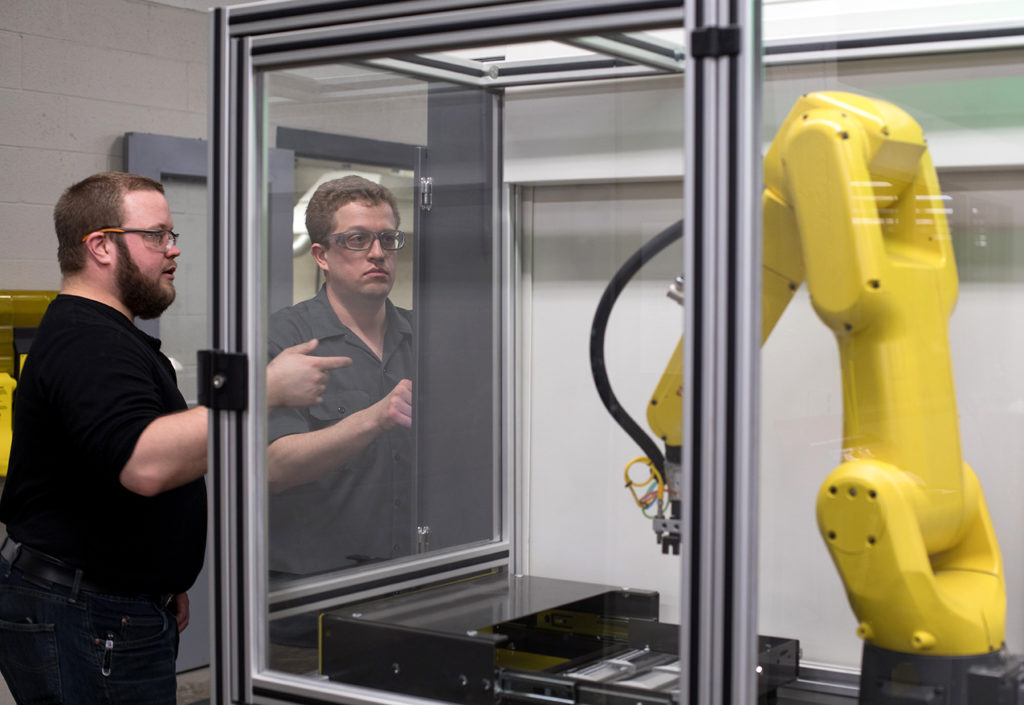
[392,544,401,552]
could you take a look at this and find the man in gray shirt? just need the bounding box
[267,176,414,579]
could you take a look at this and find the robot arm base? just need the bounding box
[859,643,1023,705]
[817,459,1004,656]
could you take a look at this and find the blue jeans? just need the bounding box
[0,556,179,705]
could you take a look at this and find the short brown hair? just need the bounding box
[54,172,165,275]
[304,175,400,247]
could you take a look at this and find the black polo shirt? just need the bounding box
[267,286,414,575]
[0,295,207,595]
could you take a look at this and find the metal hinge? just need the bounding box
[691,25,741,58]
[197,350,248,410]
[419,177,433,212]
[417,525,431,553]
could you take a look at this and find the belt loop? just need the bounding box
[71,568,83,601]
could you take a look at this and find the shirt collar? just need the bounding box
[310,285,412,342]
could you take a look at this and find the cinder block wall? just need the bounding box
[0,0,209,290]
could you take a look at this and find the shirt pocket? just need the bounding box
[307,389,382,472]
[308,389,373,431]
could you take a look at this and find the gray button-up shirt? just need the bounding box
[267,286,414,576]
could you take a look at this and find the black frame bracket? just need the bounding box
[691,26,741,58]
[197,350,248,411]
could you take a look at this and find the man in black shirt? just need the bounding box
[0,172,346,705]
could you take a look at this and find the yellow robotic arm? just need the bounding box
[763,91,1003,657]
[644,92,1005,659]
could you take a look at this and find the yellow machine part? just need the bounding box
[495,649,568,672]
[647,338,682,446]
[645,92,1005,656]
[0,290,57,377]
[0,372,15,477]
[764,92,1004,655]
[0,291,53,479]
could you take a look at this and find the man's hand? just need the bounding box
[375,378,412,430]
[266,377,413,494]
[267,338,351,408]
[172,592,190,633]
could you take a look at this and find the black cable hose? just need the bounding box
[589,219,683,475]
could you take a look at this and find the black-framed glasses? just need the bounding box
[326,229,406,251]
[85,228,181,252]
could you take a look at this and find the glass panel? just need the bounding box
[253,30,688,698]
[759,44,1024,697]
[519,179,684,621]
[262,65,432,672]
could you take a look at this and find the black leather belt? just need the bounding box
[1,537,112,595]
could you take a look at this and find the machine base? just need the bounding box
[859,642,1024,704]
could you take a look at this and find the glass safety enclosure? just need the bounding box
[209,0,1024,704]
[209,1,759,704]
[756,4,1024,704]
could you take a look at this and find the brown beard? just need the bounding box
[114,237,175,319]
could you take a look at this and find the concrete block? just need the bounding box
[23,35,189,110]
[0,88,68,150]
[0,202,57,262]
[145,4,209,62]
[187,61,208,114]
[0,31,21,90]
[1,0,208,61]
[0,0,76,40]
[0,258,61,291]
[63,0,154,57]
[62,94,206,154]
[0,146,111,207]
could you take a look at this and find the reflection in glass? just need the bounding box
[254,31,691,691]
[264,64,427,603]
[266,169,417,654]
[290,157,416,308]
[261,60,504,670]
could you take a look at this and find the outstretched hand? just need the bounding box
[267,338,351,408]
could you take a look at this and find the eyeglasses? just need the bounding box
[326,229,406,251]
[83,228,181,252]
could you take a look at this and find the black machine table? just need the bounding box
[318,572,798,704]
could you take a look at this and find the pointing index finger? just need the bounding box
[312,355,352,370]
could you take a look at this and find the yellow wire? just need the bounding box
[624,456,665,513]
